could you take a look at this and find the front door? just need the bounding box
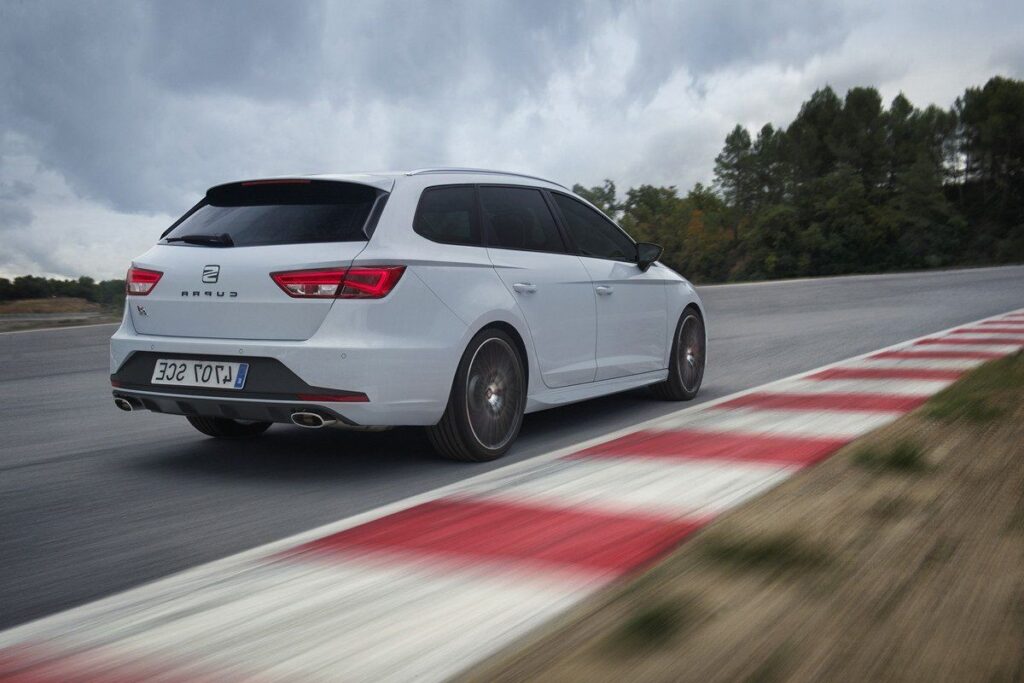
[550,193,668,381]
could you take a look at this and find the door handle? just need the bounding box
[595,285,614,295]
[512,282,537,294]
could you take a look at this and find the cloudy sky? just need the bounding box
[1,0,1021,279]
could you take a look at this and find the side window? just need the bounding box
[553,194,636,262]
[413,186,481,246]
[480,186,565,253]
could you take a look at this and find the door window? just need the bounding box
[481,186,566,253]
[552,194,636,262]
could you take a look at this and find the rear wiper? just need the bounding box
[165,233,234,247]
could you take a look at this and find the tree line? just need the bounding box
[575,76,1024,282]
[0,275,125,306]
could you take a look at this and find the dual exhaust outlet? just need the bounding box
[113,396,142,412]
[114,396,335,429]
[289,411,337,429]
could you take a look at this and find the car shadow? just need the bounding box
[133,384,724,484]
[133,425,442,482]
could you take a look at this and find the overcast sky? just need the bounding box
[1,0,1022,279]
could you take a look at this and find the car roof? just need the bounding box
[211,169,569,198]
[298,168,569,192]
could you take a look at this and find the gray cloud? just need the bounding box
[0,0,1022,278]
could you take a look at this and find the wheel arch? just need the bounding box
[663,280,707,368]
[475,320,530,394]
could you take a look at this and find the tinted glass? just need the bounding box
[480,186,565,253]
[414,186,481,246]
[163,181,379,247]
[553,194,636,262]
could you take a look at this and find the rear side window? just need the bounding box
[414,186,481,246]
[163,180,380,247]
[480,186,565,253]
[552,193,636,262]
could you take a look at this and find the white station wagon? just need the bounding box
[110,169,707,461]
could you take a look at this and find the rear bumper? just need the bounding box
[111,387,360,426]
[110,349,371,425]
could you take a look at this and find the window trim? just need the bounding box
[547,190,639,264]
[412,183,484,248]
[477,183,570,256]
[362,192,389,239]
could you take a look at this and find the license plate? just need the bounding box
[150,359,249,390]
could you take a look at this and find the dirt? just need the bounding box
[463,353,1024,682]
[0,299,121,332]
[0,297,107,314]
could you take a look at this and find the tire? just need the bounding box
[652,306,706,401]
[186,415,272,439]
[427,328,527,462]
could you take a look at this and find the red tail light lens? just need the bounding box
[271,266,405,299]
[271,269,347,298]
[337,266,405,298]
[126,267,162,296]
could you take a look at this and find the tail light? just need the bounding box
[126,267,162,296]
[271,266,405,299]
[271,268,346,298]
[338,267,406,298]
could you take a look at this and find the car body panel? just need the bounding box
[578,256,670,381]
[488,248,597,388]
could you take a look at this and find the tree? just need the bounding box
[571,180,621,218]
[786,86,843,184]
[832,87,887,193]
[750,123,787,206]
[890,157,967,268]
[713,124,756,239]
[955,76,1024,229]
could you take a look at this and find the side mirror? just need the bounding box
[636,242,663,272]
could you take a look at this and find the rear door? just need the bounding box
[129,179,384,341]
[550,192,668,381]
[482,185,597,388]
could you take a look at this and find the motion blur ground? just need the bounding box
[468,352,1024,683]
[1,299,1022,679]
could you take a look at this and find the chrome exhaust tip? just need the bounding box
[290,411,336,429]
[114,397,135,412]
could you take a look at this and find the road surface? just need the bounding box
[1,264,1022,630]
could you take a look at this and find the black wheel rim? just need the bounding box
[677,314,704,392]
[465,338,522,450]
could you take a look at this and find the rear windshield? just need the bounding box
[162,180,382,247]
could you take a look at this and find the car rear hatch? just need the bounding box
[128,178,388,341]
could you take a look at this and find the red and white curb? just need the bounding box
[2,309,1023,681]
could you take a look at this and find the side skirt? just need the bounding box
[524,369,669,414]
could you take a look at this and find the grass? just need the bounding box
[604,599,695,654]
[702,532,829,574]
[0,297,106,314]
[853,440,927,472]
[868,495,913,521]
[924,351,1023,423]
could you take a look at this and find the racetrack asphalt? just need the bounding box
[1,264,1022,630]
